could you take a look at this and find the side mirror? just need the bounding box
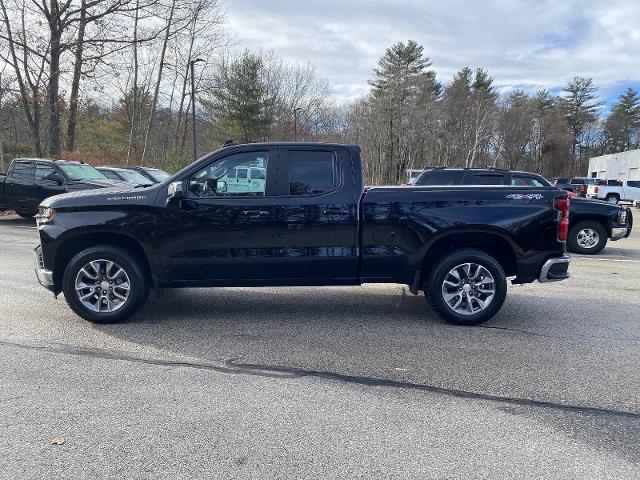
[216,180,227,193]
[46,172,64,185]
[166,181,185,205]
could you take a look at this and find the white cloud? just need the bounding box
[226,0,640,103]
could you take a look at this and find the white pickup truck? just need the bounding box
[587,179,640,204]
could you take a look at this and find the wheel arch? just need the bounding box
[416,228,520,291]
[570,215,611,237]
[52,230,155,293]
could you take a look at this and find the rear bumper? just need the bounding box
[33,245,55,293]
[538,254,571,283]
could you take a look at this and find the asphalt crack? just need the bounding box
[1,339,639,420]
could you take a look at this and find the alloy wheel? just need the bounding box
[576,228,599,249]
[74,259,131,313]
[441,263,495,316]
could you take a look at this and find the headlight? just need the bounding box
[618,208,627,224]
[36,206,56,225]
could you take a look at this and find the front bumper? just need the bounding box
[33,245,55,293]
[539,254,571,283]
[611,226,628,241]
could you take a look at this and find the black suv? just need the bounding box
[415,168,633,254]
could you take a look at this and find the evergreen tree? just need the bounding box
[604,87,640,152]
[204,51,273,143]
[562,77,603,172]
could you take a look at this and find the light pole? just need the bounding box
[293,107,303,141]
[190,58,205,161]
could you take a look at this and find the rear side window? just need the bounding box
[415,170,464,186]
[10,161,35,179]
[628,181,640,188]
[35,164,56,180]
[467,173,505,185]
[289,151,335,195]
[511,176,546,187]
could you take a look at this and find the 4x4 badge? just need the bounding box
[506,194,543,200]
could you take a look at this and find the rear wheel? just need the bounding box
[62,245,149,323]
[567,221,607,255]
[605,194,619,204]
[425,249,507,326]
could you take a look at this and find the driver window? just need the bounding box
[188,151,268,197]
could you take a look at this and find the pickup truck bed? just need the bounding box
[33,142,571,326]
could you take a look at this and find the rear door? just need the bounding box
[5,160,37,212]
[272,146,359,282]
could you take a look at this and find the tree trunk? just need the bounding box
[127,0,140,163]
[47,1,62,157]
[65,0,87,152]
[141,0,176,164]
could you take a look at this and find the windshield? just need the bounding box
[59,164,106,181]
[118,170,152,184]
[145,169,170,182]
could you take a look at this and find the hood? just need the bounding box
[68,178,129,189]
[570,195,621,215]
[41,184,161,209]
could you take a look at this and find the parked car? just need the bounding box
[415,168,633,254]
[1,158,124,218]
[96,166,154,187]
[587,179,640,204]
[34,143,571,327]
[111,165,171,184]
[552,177,596,197]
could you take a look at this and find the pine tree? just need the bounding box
[367,40,440,183]
[562,77,603,172]
[205,51,273,143]
[604,87,640,152]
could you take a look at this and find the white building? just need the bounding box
[588,149,640,180]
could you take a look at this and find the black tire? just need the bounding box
[16,210,36,218]
[605,194,619,204]
[62,245,149,323]
[425,249,507,326]
[567,221,608,255]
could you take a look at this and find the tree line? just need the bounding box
[0,3,638,185]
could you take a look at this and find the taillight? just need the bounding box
[554,197,570,242]
[594,186,599,193]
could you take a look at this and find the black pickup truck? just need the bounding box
[34,142,571,326]
[415,168,633,254]
[1,158,123,217]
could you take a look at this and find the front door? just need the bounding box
[158,148,279,283]
[34,163,67,204]
[272,146,359,282]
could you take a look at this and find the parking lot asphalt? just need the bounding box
[1,214,639,478]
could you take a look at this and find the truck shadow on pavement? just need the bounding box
[0,216,36,227]
[86,285,640,466]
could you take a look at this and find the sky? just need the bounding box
[226,0,640,107]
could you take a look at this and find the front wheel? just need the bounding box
[62,245,149,323]
[425,249,507,326]
[605,194,619,204]
[567,221,607,255]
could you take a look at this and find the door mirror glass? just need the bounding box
[45,172,64,185]
[167,181,184,201]
[216,180,227,193]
